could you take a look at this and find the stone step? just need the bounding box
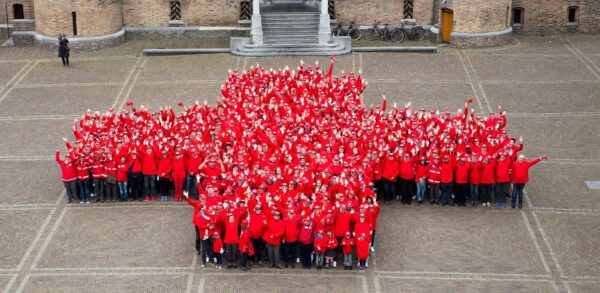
[265,34,318,38]
[262,16,320,20]
[262,20,320,25]
[263,28,318,32]
[231,36,351,57]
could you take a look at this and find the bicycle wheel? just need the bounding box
[348,28,362,41]
[364,29,377,41]
[413,28,425,41]
[391,29,406,43]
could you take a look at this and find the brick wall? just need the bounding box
[450,0,512,33]
[512,0,600,34]
[334,0,436,26]
[0,0,34,24]
[123,0,239,27]
[34,0,122,37]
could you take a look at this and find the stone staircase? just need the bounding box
[230,2,350,56]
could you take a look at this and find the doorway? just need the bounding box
[13,4,25,19]
[440,8,453,43]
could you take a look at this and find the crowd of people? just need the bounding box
[55,59,547,271]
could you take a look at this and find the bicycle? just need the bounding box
[364,22,394,41]
[401,23,426,41]
[333,21,362,40]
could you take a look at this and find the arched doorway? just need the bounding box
[13,4,25,19]
[440,8,453,43]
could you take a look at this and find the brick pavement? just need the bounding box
[0,35,599,292]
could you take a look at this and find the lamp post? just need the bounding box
[4,0,10,39]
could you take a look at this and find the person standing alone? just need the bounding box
[58,33,70,67]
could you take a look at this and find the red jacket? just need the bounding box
[469,161,482,184]
[455,162,471,184]
[76,162,89,180]
[238,229,254,254]
[480,160,497,184]
[172,157,187,180]
[314,234,328,253]
[340,237,355,254]
[249,212,267,239]
[104,160,117,178]
[495,158,512,183]
[186,196,202,226]
[511,158,542,184]
[117,160,132,182]
[415,164,429,182]
[283,216,301,242]
[224,217,240,244]
[326,236,338,250]
[56,151,76,182]
[263,218,285,246]
[157,157,173,179]
[141,148,158,176]
[91,158,107,179]
[356,235,370,260]
[428,164,441,184]
[381,156,400,181]
[299,223,314,244]
[398,158,416,180]
[440,159,455,184]
[334,211,352,238]
[212,237,223,254]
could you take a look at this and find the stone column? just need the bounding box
[250,0,263,45]
[318,0,331,45]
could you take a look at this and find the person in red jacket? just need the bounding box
[381,152,399,205]
[298,217,314,269]
[428,157,441,205]
[398,153,416,205]
[313,229,327,271]
[454,156,471,207]
[128,151,144,201]
[56,150,77,204]
[117,155,132,202]
[212,231,224,269]
[157,151,173,202]
[415,157,429,206]
[282,209,300,268]
[141,144,159,202]
[324,230,338,269]
[172,152,187,201]
[340,232,355,270]
[76,156,90,203]
[511,154,548,209]
[238,220,254,271]
[469,154,482,207]
[356,232,371,271]
[184,190,204,259]
[263,210,284,269]
[439,155,455,206]
[480,156,496,207]
[249,205,267,265]
[90,152,107,203]
[495,152,512,208]
[224,213,240,269]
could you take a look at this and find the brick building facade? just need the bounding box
[1,0,599,47]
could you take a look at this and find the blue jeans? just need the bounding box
[470,184,479,205]
[118,182,128,199]
[78,179,89,202]
[415,179,426,203]
[480,184,493,203]
[143,175,155,197]
[186,175,198,199]
[440,183,453,205]
[383,178,396,202]
[511,183,526,207]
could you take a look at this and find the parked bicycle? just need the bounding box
[333,21,362,40]
[364,22,395,41]
[398,22,426,41]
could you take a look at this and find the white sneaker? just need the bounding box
[370,246,375,253]
[297,257,300,263]
[487,202,491,207]
[333,261,337,268]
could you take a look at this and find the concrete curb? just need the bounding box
[352,46,437,53]
[143,48,231,56]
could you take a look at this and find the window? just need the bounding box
[170,1,181,21]
[72,12,77,36]
[512,7,524,25]
[404,0,414,19]
[567,6,578,23]
[13,4,24,19]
